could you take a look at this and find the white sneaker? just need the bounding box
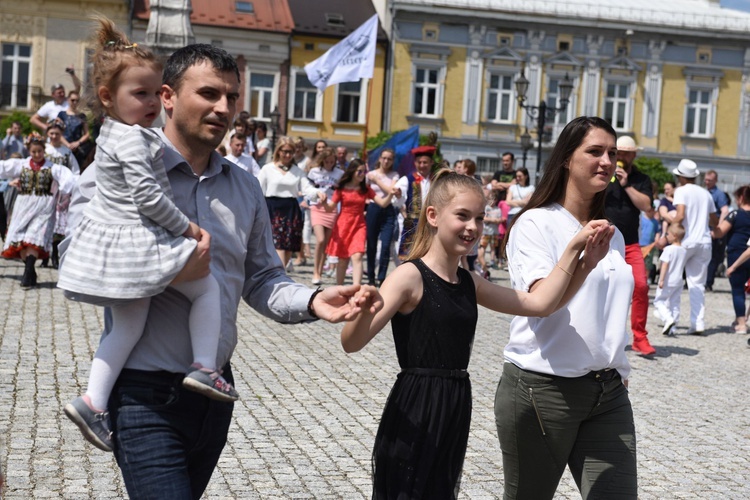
[661,321,675,336]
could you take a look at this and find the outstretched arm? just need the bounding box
[340,263,419,352]
[475,220,614,316]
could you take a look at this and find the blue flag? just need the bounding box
[367,125,420,176]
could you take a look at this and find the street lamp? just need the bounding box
[520,128,533,169]
[270,106,281,153]
[515,72,573,178]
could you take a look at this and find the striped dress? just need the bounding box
[57,118,195,300]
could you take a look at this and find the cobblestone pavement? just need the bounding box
[1,257,749,499]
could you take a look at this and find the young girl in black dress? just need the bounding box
[341,169,614,499]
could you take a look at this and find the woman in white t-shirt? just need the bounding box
[495,117,637,499]
[505,166,534,226]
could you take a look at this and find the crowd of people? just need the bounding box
[1,16,750,499]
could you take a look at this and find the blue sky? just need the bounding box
[722,0,750,11]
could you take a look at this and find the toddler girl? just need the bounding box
[58,18,237,453]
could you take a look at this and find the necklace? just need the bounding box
[278,163,291,172]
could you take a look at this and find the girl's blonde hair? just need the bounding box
[312,146,336,169]
[406,169,485,261]
[88,17,162,115]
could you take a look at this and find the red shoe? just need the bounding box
[632,338,656,356]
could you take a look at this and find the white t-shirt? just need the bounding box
[366,170,400,200]
[224,153,260,177]
[505,204,633,379]
[36,100,69,121]
[257,162,316,199]
[255,137,271,166]
[659,245,688,288]
[395,174,431,209]
[507,184,535,215]
[673,183,715,247]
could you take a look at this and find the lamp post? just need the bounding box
[520,128,533,170]
[515,72,573,178]
[269,106,281,153]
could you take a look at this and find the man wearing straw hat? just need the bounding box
[605,135,656,355]
[672,159,718,335]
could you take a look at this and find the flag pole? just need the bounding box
[363,77,374,164]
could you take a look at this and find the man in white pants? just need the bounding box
[672,159,718,335]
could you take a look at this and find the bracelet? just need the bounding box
[556,264,574,277]
[307,287,323,319]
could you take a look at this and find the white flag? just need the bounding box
[304,14,379,92]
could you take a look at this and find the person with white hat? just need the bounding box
[605,135,656,355]
[671,159,718,335]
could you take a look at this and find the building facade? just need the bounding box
[287,0,388,153]
[0,0,128,115]
[132,0,293,130]
[388,0,750,190]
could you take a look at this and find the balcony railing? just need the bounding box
[0,84,44,110]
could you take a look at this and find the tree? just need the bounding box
[633,157,671,193]
[0,112,32,138]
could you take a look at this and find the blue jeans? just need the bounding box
[109,366,234,499]
[727,248,750,317]
[366,204,397,283]
[495,363,637,499]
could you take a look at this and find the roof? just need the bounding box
[287,0,388,41]
[133,0,294,33]
[393,0,750,35]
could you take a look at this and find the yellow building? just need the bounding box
[0,0,128,115]
[287,0,388,153]
[388,0,750,190]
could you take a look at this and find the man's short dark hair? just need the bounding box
[232,133,247,142]
[502,151,515,161]
[163,44,240,91]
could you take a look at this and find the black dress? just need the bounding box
[372,259,478,499]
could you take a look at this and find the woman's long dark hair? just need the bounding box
[502,116,616,256]
[337,158,368,193]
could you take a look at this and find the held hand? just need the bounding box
[172,231,211,284]
[312,284,367,323]
[350,285,384,315]
[182,221,202,240]
[582,224,615,269]
[318,191,327,203]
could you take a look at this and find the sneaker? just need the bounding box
[662,321,675,337]
[687,328,704,336]
[64,396,113,452]
[182,364,239,402]
[632,338,656,356]
[285,260,294,273]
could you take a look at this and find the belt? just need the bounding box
[585,368,620,382]
[400,367,469,379]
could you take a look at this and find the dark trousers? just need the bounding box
[727,248,750,318]
[365,204,397,283]
[706,236,726,288]
[494,362,637,499]
[109,365,234,500]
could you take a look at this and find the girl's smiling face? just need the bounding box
[427,188,485,256]
[29,143,45,163]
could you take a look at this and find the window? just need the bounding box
[292,72,318,120]
[235,1,254,14]
[325,13,344,27]
[1,43,31,109]
[685,88,714,137]
[249,73,275,120]
[486,73,514,123]
[603,82,633,132]
[336,81,361,123]
[412,66,441,117]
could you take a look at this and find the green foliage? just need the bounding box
[0,112,32,138]
[633,157,672,193]
[365,130,395,153]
